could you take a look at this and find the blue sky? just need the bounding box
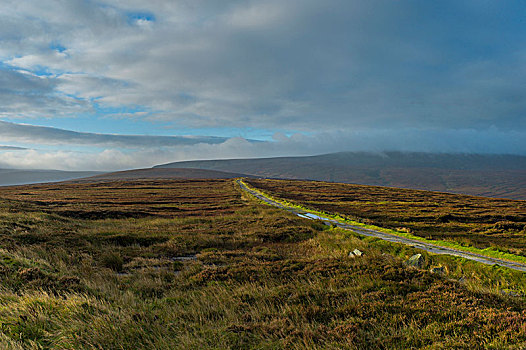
[0,1,525,170]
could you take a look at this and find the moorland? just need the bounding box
[0,178,525,349]
[245,179,526,257]
[157,152,526,200]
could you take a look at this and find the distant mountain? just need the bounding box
[0,169,102,186]
[84,167,254,181]
[155,152,526,200]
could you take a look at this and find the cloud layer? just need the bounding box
[0,121,523,171]
[0,1,525,170]
[2,1,526,130]
[0,121,229,148]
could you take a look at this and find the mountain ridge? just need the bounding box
[155,152,526,200]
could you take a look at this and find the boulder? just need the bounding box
[405,254,424,268]
[349,249,363,257]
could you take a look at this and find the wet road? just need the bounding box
[237,180,526,272]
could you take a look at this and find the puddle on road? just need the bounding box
[116,272,132,277]
[296,212,340,225]
[297,212,327,220]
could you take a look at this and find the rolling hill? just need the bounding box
[155,152,526,200]
[83,167,253,181]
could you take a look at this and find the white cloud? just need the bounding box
[0,0,525,162]
[0,0,523,131]
[0,124,523,171]
[0,121,230,148]
[0,69,91,119]
[226,1,289,29]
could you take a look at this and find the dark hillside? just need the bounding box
[156,152,526,199]
[83,167,253,181]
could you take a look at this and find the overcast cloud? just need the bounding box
[0,120,230,148]
[0,1,525,170]
[0,121,523,171]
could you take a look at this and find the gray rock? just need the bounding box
[349,249,363,257]
[405,254,424,268]
[500,289,522,297]
[430,266,445,274]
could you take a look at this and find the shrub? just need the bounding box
[100,251,124,272]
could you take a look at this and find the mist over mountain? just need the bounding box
[83,168,254,181]
[0,169,102,186]
[156,152,526,200]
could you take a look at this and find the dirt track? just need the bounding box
[238,180,526,272]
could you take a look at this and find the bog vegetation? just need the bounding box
[0,179,525,349]
[246,179,526,257]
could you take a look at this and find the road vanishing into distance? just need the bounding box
[237,180,526,272]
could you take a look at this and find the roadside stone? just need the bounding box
[405,254,424,268]
[500,289,522,297]
[430,266,444,275]
[349,249,363,257]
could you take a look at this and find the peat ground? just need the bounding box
[0,179,524,348]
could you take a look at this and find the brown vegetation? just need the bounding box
[246,179,526,256]
[156,152,526,200]
[0,179,524,348]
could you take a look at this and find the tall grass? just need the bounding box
[0,179,524,348]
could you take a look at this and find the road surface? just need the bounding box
[237,179,526,272]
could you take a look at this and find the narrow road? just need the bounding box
[237,179,526,272]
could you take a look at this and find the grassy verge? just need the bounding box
[241,179,526,295]
[320,226,526,296]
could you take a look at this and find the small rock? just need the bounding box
[430,266,444,275]
[500,289,522,297]
[349,249,363,257]
[405,254,424,268]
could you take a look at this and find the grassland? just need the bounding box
[0,179,525,349]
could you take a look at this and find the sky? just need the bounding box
[0,0,525,171]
